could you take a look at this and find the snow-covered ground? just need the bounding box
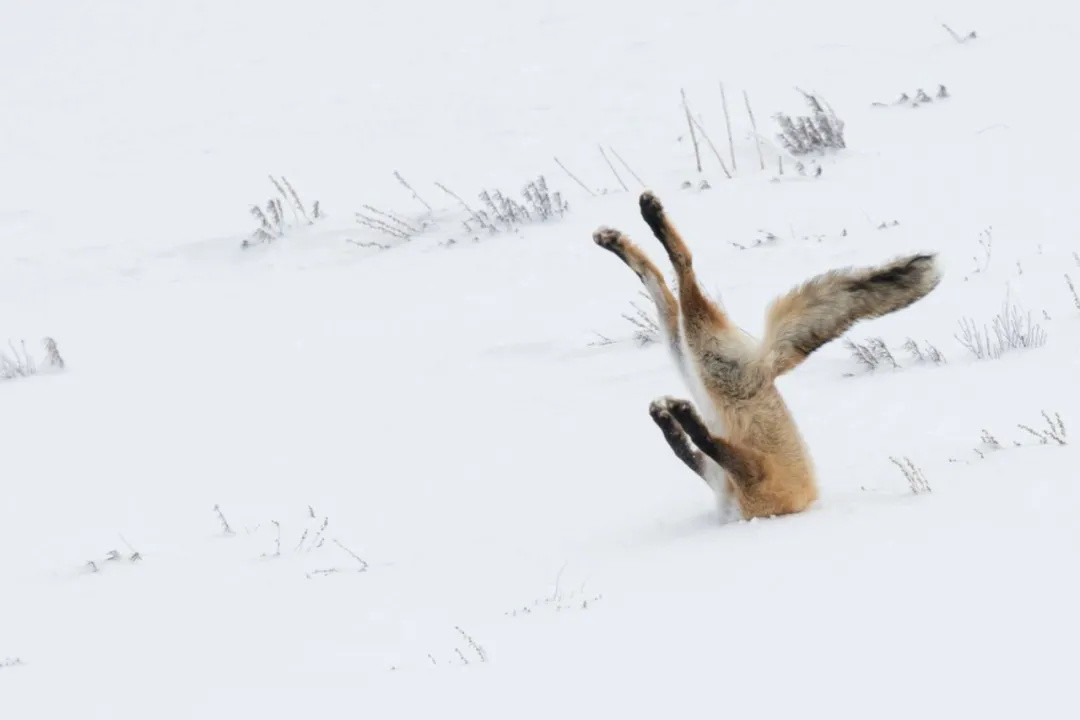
[3,1,1079,717]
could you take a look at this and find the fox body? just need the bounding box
[594,192,942,520]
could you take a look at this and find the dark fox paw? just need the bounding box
[592,226,631,260]
[638,191,665,228]
[661,396,701,428]
[651,399,694,442]
[592,226,623,248]
[648,398,672,424]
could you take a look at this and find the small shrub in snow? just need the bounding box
[43,337,64,368]
[504,587,603,616]
[356,174,570,250]
[872,85,950,109]
[843,337,944,375]
[1017,411,1067,446]
[963,227,993,281]
[955,293,1046,360]
[423,626,488,668]
[890,456,931,495]
[1,337,64,380]
[979,429,1004,453]
[622,292,660,346]
[592,288,723,350]
[844,337,898,371]
[243,175,322,247]
[83,539,142,575]
[773,90,846,156]
[730,230,782,251]
[454,626,488,664]
[960,411,1068,463]
[587,332,616,347]
[1,658,24,669]
[453,175,569,236]
[0,340,34,379]
[220,505,368,578]
[902,338,946,365]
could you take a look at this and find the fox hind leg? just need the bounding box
[637,192,765,400]
[638,192,698,277]
[593,226,684,362]
[637,191,727,332]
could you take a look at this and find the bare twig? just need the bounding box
[331,538,369,572]
[355,212,411,240]
[280,176,313,225]
[608,146,646,188]
[598,145,629,191]
[553,156,596,197]
[681,88,703,173]
[689,115,733,179]
[394,171,433,212]
[1066,274,1080,310]
[942,23,977,43]
[310,517,329,549]
[213,504,234,536]
[434,182,478,215]
[719,82,736,173]
[744,90,765,171]
[434,182,495,233]
[346,239,391,250]
[361,205,419,234]
[587,332,616,347]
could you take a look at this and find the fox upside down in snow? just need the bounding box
[593,192,942,520]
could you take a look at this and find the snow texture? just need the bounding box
[2,1,1078,718]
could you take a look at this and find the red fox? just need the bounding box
[593,192,942,520]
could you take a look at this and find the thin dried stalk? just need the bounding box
[394,171,433,212]
[689,115,733,179]
[681,88,702,173]
[553,156,596,197]
[598,145,628,191]
[608,146,646,188]
[744,90,765,170]
[719,82,736,173]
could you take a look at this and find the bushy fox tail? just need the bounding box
[762,253,942,377]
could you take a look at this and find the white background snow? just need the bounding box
[2,0,1079,717]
